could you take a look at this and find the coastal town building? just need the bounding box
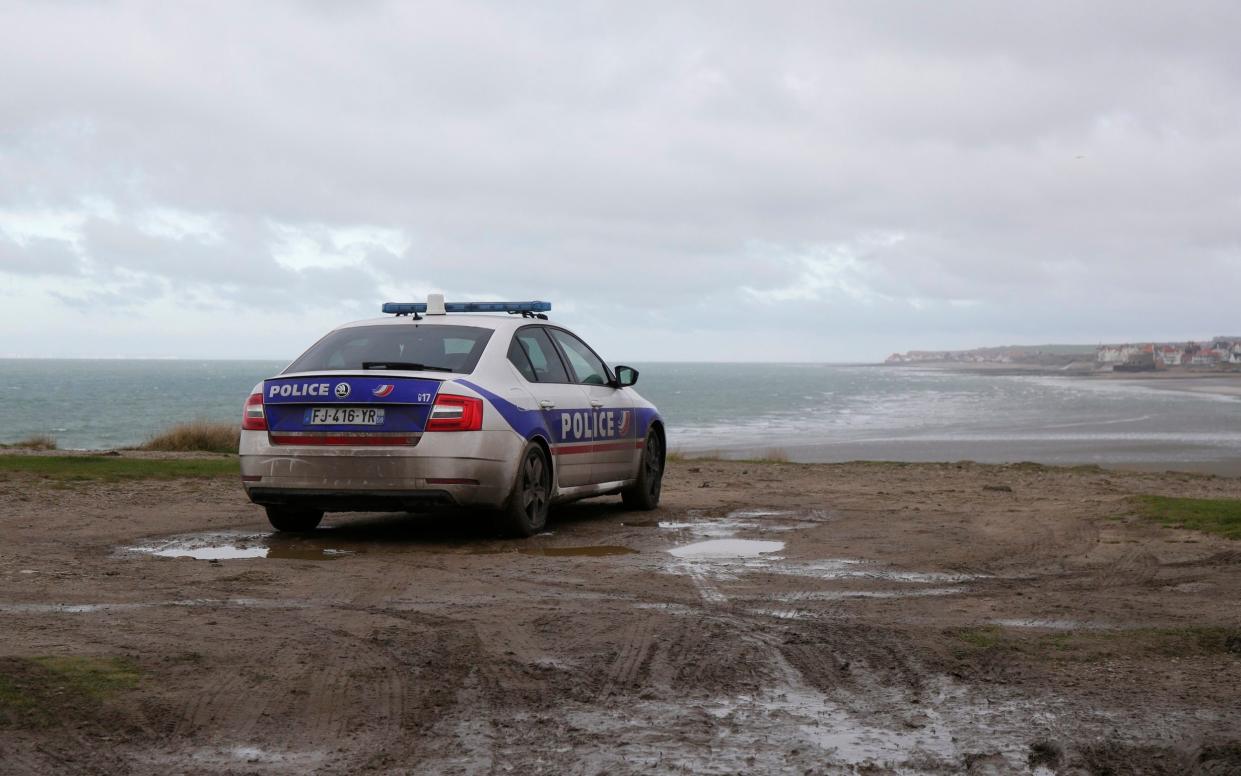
[1090,338,1240,371]
[1191,350,1220,367]
[886,339,1238,371]
[1156,346,1182,366]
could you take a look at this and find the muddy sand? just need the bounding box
[1,459,1240,774]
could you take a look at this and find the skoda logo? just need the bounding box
[334,383,351,399]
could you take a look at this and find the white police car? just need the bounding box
[239,296,665,536]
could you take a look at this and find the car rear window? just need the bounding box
[284,324,494,374]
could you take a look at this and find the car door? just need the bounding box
[546,327,637,484]
[507,326,593,487]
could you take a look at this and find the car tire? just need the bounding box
[499,442,552,537]
[265,506,324,532]
[622,429,664,510]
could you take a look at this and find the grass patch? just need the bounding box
[1120,626,1241,657]
[0,434,58,450]
[0,656,140,728]
[0,454,236,482]
[140,421,239,454]
[949,625,1009,655]
[0,675,35,719]
[1134,495,1241,540]
[31,656,140,699]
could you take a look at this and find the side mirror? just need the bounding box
[614,365,639,387]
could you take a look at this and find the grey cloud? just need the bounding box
[1,1,1240,359]
[0,232,81,276]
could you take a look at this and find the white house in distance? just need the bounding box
[1096,338,1241,369]
[1156,345,1182,366]
[1190,349,1220,367]
[1097,344,1139,364]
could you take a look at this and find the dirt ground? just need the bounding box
[1,459,1240,775]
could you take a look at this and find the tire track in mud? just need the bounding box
[360,609,492,768]
[168,609,408,764]
[1093,548,1162,588]
[597,613,658,698]
[673,621,773,695]
[174,622,282,740]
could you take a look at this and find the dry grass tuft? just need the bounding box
[140,421,239,454]
[0,435,58,450]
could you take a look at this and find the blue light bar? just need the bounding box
[381,301,552,314]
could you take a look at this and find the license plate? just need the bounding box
[305,407,385,425]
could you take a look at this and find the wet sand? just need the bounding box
[2,459,1240,774]
[1111,373,1241,398]
[904,361,1241,398]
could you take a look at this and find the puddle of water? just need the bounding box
[706,685,960,766]
[632,602,697,614]
[156,545,269,560]
[124,532,350,562]
[656,517,809,537]
[125,530,637,562]
[748,607,814,620]
[169,745,329,770]
[657,520,762,538]
[727,509,793,518]
[0,597,312,614]
[267,547,355,561]
[991,618,1113,631]
[767,587,966,602]
[765,559,981,584]
[0,602,149,614]
[668,539,785,559]
[646,507,810,537]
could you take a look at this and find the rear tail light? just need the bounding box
[242,392,267,430]
[426,394,482,432]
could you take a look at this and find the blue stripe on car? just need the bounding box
[455,379,662,444]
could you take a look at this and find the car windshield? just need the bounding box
[284,324,494,374]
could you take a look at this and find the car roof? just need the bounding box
[331,314,554,334]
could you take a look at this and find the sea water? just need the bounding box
[1,359,1239,470]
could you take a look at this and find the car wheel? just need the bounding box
[265,506,324,532]
[622,429,664,510]
[499,442,552,537]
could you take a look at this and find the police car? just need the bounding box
[239,296,665,536]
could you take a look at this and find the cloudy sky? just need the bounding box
[2,1,1239,362]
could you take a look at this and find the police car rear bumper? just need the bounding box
[239,429,522,510]
[245,487,458,512]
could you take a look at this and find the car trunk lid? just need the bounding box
[261,374,442,446]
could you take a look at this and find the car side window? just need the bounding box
[549,329,610,386]
[512,327,570,383]
[507,338,537,381]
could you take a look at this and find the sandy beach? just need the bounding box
[2,456,1239,774]
[1104,373,1241,399]
[901,361,1241,398]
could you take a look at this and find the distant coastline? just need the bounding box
[885,359,1241,399]
[885,337,1241,381]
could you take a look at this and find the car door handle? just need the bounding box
[590,400,604,408]
[539,400,555,409]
